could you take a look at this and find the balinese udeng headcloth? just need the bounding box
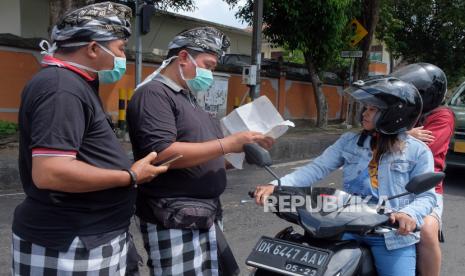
[51,1,132,48]
[168,26,231,58]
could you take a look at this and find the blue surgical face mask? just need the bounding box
[97,43,126,83]
[179,54,214,92]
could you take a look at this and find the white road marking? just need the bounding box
[228,159,313,172]
[271,159,313,168]
[0,192,24,197]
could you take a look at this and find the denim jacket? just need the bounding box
[273,132,437,250]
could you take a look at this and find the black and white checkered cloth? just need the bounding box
[140,220,219,276]
[11,232,128,275]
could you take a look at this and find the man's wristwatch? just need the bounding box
[123,169,138,188]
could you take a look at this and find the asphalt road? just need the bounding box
[1,160,464,275]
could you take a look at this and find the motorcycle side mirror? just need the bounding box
[404,172,445,195]
[243,143,282,190]
[244,143,273,167]
[377,172,445,215]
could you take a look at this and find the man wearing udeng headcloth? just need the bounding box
[12,2,167,275]
[127,27,274,275]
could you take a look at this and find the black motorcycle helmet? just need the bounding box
[346,77,423,135]
[390,63,447,113]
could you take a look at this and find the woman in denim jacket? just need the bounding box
[254,77,437,276]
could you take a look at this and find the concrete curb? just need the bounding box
[269,132,341,161]
[0,130,346,190]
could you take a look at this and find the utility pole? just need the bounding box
[134,0,142,86]
[249,0,263,100]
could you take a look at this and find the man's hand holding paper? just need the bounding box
[220,131,274,153]
[220,96,294,168]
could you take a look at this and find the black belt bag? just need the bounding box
[151,197,219,230]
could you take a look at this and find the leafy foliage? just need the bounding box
[377,0,465,86]
[227,0,353,127]
[282,49,305,64]
[231,0,352,72]
[152,0,196,12]
[49,0,197,28]
[97,0,196,11]
[0,121,18,135]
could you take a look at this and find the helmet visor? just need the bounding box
[345,77,412,109]
[345,86,388,109]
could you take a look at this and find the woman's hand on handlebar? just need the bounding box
[389,212,417,235]
[253,184,276,206]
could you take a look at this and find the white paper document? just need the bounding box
[220,96,295,169]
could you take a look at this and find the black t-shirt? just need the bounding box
[126,75,226,209]
[13,65,135,251]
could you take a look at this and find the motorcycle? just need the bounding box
[243,143,444,276]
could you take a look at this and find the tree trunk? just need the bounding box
[48,0,88,35]
[353,0,381,81]
[305,53,328,128]
[349,0,380,126]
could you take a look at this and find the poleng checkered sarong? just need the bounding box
[11,232,128,275]
[140,220,218,276]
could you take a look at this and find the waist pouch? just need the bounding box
[151,197,219,230]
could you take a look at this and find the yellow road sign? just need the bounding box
[349,19,368,47]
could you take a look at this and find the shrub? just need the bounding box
[0,121,18,135]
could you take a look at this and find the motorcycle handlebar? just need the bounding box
[247,188,420,233]
[385,217,419,232]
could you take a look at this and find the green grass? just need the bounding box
[0,121,18,135]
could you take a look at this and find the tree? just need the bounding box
[343,0,381,126]
[48,0,196,32]
[377,0,465,86]
[227,0,352,128]
[352,0,381,81]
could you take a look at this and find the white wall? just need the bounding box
[0,0,21,36]
[127,12,252,56]
[382,46,392,73]
[8,2,252,55]
[371,37,392,73]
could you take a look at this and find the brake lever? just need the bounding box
[239,190,256,204]
[384,216,419,232]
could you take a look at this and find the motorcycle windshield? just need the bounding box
[297,190,388,238]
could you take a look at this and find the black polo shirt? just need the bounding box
[126,74,226,220]
[14,63,135,251]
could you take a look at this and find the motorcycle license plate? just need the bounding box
[246,237,332,276]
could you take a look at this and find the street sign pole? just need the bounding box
[343,55,359,128]
[343,19,368,128]
[249,0,263,100]
[135,0,142,86]
[349,57,354,84]
[345,57,355,127]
